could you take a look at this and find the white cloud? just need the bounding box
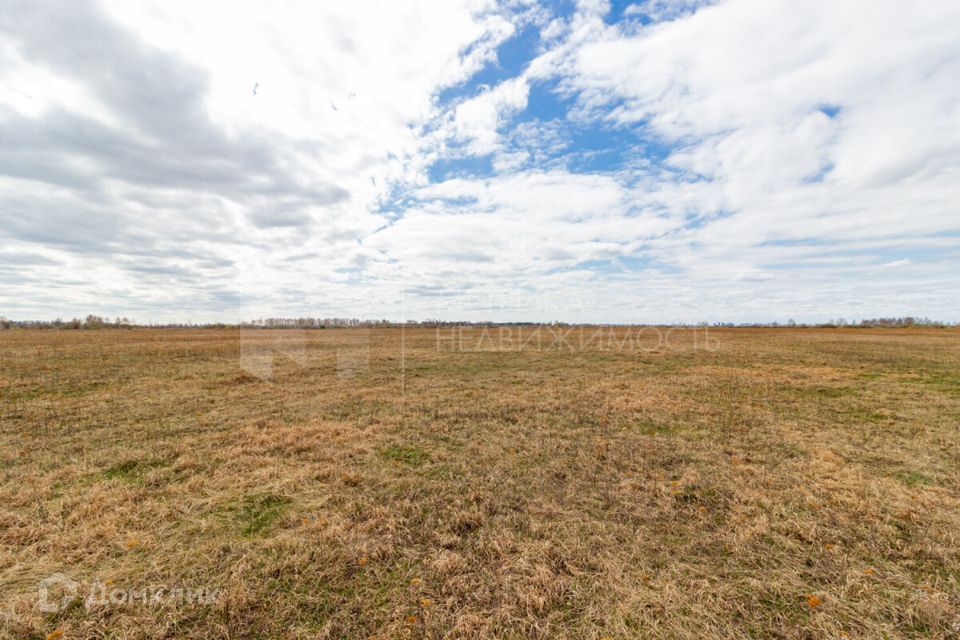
[451,76,529,154]
[0,0,518,321]
[379,0,960,321]
[557,0,960,317]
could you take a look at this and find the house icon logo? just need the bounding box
[38,573,79,613]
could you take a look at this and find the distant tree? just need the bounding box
[83,314,106,329]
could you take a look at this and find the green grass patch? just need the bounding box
[846,406,888,423]
[633,420,677,436]
[895,470,933,487]
[808,386,851,398]
[103,458,167,482]
[923,372,960,395]
[379,444,430,467]
[238,494,291,536]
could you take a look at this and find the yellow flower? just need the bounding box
[47,631,64,640]
[358,556,369,566]
[805,594,822,608]
[410,577,422,587]
[125,538,140,549]
[864,567,875,575]
[420,598,432,608]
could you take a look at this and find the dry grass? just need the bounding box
[1,326,959,639]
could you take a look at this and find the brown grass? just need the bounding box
[1,326,959,638]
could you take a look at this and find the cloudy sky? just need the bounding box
[1,0,958,323]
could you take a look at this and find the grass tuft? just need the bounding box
[238,494,291,536]
[895,470,933,487]
[102,458,167,482]
[379,444,430,467]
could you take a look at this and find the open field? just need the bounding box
[1,326,959,639]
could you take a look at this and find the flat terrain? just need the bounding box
[1,327,959,639]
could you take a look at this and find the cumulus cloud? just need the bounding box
[563,0,960,299]
[451,77,529,155]
[403,0,960,321]
[0,0,516,320]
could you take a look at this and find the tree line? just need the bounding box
[0,315,954,330]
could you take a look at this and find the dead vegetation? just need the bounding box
[1,327,958,638]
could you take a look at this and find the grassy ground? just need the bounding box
[1,326,958,639]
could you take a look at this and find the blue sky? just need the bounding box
[1,0,958,323]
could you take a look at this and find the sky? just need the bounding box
[1,0,958,324]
